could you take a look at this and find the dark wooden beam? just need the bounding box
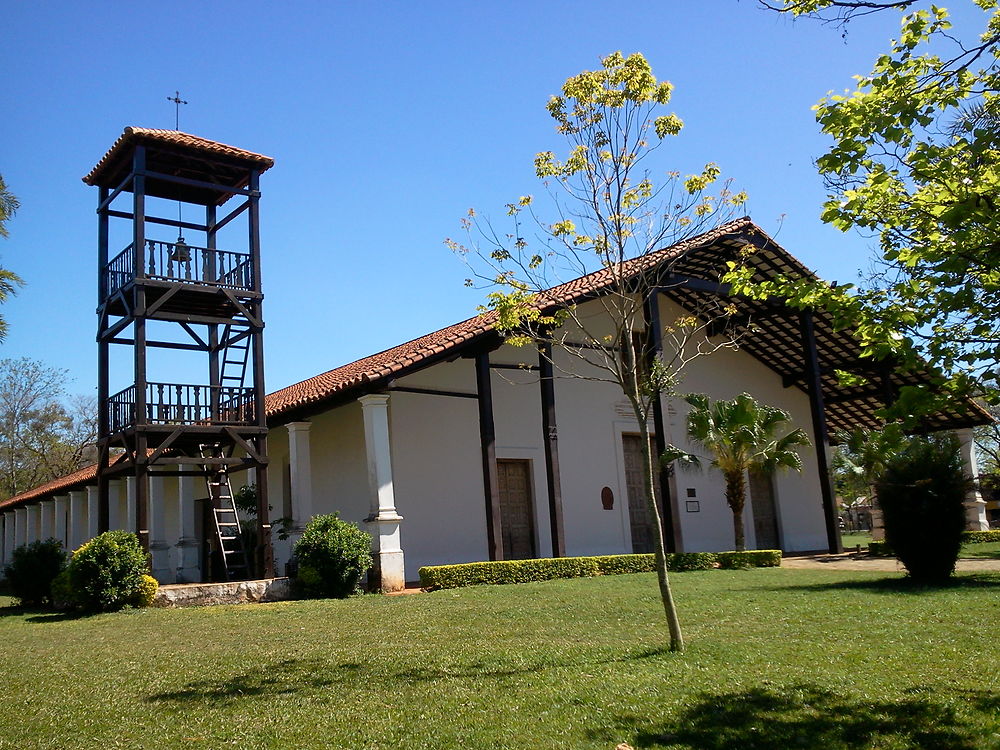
[490,363,540,371]
[108,338,209,352]
[644,291,680,553]
[538,342,565,557]
[387,384,479,399]
[137,168,253,198]
[96,173,134,213]
[475,352,504,561]
[215,199,250,233]
[103,209,207,233]
[800,311,843,554]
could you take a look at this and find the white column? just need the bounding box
[2,512,14,564]
[107,480,122,530]
[14,508,27,548]
[86,485,100,540]
[360,395,405,592]
[286,422,314,537]
[125,477,137,536]
[149,474,174,583]
[39,500,54,541]
[956,428,989,531]
[176,465,200,583]
[69,490,87,550]
[54,495,69,548]
[26,504,39,544]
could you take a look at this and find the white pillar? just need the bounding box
[26,504,39,544]
[360,395,405,592]
[86,485,100,540]
[126,477,137,536]
[2,512,13,564]
[176,465,200,583]
[286,422,314,535]
[956,428,989,531]
[39,500,54,541]
[108,480,123,530]
[54,495,69,548]
[69,490,87,550]
[149,474,174,583]
[14,508,27,549]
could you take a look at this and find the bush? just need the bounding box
[876,434,967,583]
[50,569,76,610]
[67,531,151,612]
[962,530,1000,544]
[131,575,159,607]
[3,539,66,607]
[292,514,373,598]
[717,550,782,570]
[592,554,655,576]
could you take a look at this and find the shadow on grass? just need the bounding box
[767,572,1000,595]
[595,684,994,750]
[145,646,673,705]
[0,604,90,622]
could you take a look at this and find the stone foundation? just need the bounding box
[153,577,292,608]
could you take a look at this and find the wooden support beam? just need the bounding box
[103,209,207,233]
[387,384,479,399]
[475,352,504,561]
[538,342,565,557]
[800,311,843,554]
[137,168,253,198]
[215,199,250,233]
[644,291,680,553]
[490,362,540,371]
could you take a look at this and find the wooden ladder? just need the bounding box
[200,443,248,581]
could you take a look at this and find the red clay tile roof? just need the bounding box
[263,218,753,418]
[82,127,274,187]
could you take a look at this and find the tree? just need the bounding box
[662,393,810,552]
[449,52,748,652]
[0,174,24,342]
[0,358,97,500]
[738,2,1000,416]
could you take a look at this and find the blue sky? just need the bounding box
[1,2,925,396]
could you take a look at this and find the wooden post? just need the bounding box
[538,342,566,557]
[800,311,843,554]
[97,184,111,533]
[643,290,680,553]
[475,351,503,561]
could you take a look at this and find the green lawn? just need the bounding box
[2,569,1000,749]
[839,531,1000,560]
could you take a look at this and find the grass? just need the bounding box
[839,531,1000,560]
[2,569,1000,749]
[841,531,873,548]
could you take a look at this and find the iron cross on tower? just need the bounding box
[167,91,188,129]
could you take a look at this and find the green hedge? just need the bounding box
[962,530,1000,544]
[418,550,778,590]
[717,550,782,569]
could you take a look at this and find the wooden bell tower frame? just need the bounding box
[84,127,275,579]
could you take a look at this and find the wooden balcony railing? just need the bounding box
[104,239,254,297]
[107,383,257,433]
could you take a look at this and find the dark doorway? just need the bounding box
[497,459,537,559]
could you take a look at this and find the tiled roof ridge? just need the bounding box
[82,126,275,185]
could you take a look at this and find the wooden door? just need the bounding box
[622,434,660,554]
[749,469,781,550]
[497,459,536,560]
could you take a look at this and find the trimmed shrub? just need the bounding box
[962,530,1000,544]
[420,557,600,590]
[592,554,655,576]
[717,550,782,570]
[877,434,967,583]
[669,552,719,572]
[3,539,66,607]
[293,514,373,598]
[67,531,151,612]
[868,540,893,557]
[418,551,773,589]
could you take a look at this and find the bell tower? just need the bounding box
[84,127,274,580]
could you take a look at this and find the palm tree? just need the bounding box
[0,174,24,341]
[662,393,811,551]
